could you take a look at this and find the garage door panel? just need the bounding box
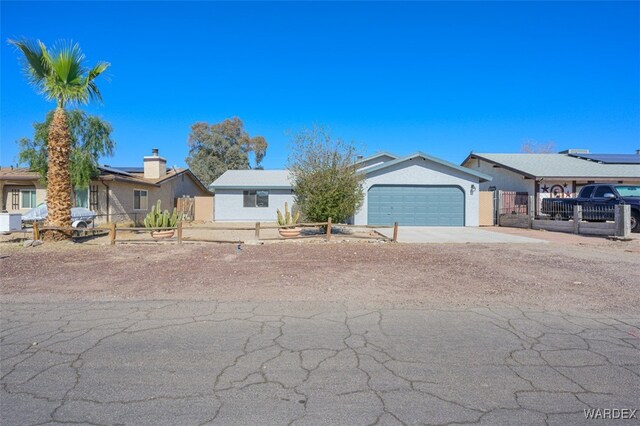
[368,185,464,226]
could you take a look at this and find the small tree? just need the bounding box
[288,126,364,224]
[17,109,115,189]
[186,117,268,185]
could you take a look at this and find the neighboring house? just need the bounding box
[210,152,492,226]
[461,149,640,213]
[0,149,211,223]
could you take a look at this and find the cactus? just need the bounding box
[143,200,182,229]
[276,202,300,226]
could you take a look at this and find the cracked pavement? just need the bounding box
[2,301,638,425]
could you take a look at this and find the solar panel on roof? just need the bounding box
[98,165,135,177]
[568,153,640,164]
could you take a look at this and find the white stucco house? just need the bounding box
[461,149,640,213]
[210,152,492,226]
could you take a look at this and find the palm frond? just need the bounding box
[8,38,47,85]
[10,38,109,108]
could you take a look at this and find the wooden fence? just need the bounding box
[106,218,399,245]
[19,218,399,245]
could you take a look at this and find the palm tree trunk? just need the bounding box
[44,107,72,240]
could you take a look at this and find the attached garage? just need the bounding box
[367,185,465,226]
[354,152,493,227]
[210,151,492,226]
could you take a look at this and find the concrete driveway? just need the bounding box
[2,301,638,425]
[378,226,547,243]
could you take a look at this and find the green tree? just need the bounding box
[17,110,115,189]
[186,117,268,185]
[288,126,364,224]
[9,38,109,239]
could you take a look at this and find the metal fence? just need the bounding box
[536,201,574,220]
[582,205,616,222]
[498,191,529,215]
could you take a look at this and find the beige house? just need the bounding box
[0,149,211,224]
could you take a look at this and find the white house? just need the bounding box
[210,170,295,222]
[210,152,492,226]
[461,149,640,213]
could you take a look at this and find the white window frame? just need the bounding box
[133,189,149,211]
[20,189,37,209]
[243,190,269,208]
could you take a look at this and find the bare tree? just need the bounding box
[520,140,556,153]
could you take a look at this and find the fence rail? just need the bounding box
[105,218,399,245]
[502,204,631,238]
[5,216,400,245]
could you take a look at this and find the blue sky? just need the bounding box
[1,1,639,172]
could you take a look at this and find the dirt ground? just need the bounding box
[1,229,638,313]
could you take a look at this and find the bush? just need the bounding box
[288,126,364,224]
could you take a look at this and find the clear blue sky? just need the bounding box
[2,1,639,172]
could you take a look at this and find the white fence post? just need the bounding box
[615,205,631,237]
[573,205,582,234]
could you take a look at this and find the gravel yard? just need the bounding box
[1,236,638,313]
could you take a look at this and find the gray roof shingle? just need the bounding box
[210,170,293,189]
[468,153,640,178]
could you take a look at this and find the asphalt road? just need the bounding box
[1,301,639,426]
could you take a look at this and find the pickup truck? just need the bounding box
[540,183,640,233]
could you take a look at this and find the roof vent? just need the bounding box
[559,149,590,154]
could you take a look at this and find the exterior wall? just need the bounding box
[106,182,162,224]
[168,173,209,199]
[1,183,47,213]
[214,188,294,222]
[465,158,535,193]
[354,157,482,227]
[104,174,209,224]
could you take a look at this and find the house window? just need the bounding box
[90,185,99,211]
[21,189,37,209]
[11,189,20,209]
[133,189,148,210]
[243,190,269,208]
[74,187,89,208]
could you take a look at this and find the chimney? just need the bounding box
[143,148,167,179]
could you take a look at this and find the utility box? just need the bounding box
[0,213,22,232]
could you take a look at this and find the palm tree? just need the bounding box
[9,39,109,239]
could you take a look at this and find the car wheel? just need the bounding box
[631,212,639,233]
[553,213,564,221]
[73,221,87,237]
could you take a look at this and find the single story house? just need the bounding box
[210,152,492,226]
[0,149,211,223]
[461,149,640,213]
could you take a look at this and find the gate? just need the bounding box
[176,196,195,221]
[479,191,496,226]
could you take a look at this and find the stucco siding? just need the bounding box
[465,159,535,193]
[214,188,294,222]
[1,184,46,213]
[354,157,481,226]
